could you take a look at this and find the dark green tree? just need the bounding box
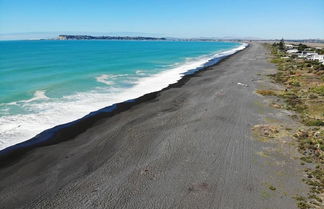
[297,43,308,52]
[278,38,285,50]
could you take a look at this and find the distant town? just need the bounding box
[55,35,324,44]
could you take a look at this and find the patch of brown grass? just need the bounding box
[252,124,280,138]
[256,89,278,96]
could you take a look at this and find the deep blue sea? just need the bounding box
[0,40,245,149]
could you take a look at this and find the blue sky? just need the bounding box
[0,0,323,39]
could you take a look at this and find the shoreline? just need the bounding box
[0,41,243,151]
[0,43,248,166]
[0,43,308,209]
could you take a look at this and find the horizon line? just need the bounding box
[1,32,323,41]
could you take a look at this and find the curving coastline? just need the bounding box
[0,43,309,209]
[0,42,244,151]
[0,43,248,165]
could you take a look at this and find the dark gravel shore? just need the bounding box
[0,43,306,209]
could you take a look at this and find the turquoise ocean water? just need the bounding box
[0,40,245,150]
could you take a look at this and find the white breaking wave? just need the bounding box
[0,43,247,150]
[135,70,147,75]
[96,74,114,85]
[5,90,49,106]
[25,90,49,102]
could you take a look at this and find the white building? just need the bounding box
[296,51,324,64]
[305,52,317,59]
[287,49,298,54]
[298,51,315,58]
[285,44,295,49]
[310,54,324,62]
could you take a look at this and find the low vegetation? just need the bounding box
[267,42,324,125]
[260,41,324,208]
[255,89,278,96]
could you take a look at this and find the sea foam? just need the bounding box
[0,43,247,150]
[96,74,114,85]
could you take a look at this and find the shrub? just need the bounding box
[311,86,324,96]
[303,118,324,126]
[309,94,318,99]
[289,80,301,87]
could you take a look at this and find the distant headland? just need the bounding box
[57,35,167,41]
